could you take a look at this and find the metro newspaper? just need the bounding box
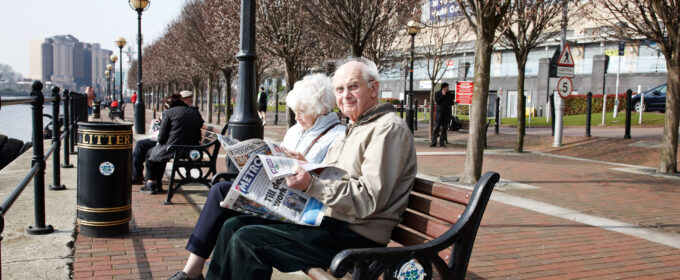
[216,136,343,226]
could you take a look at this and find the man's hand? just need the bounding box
[285,166,312,191]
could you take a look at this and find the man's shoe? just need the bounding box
[168,271,204,280]
[429,143,437,147]
[141,182,158,194]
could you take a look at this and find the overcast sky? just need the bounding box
[0,0,188,77]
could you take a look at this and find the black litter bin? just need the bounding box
[92,101,101,119]
[77,122,133,237]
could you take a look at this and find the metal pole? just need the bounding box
[624,89,632,139]
[638,85,643,124]
[550,93,555,136]
[134,9,146,134]
[586,92,592,137]
[112,67,116,102]
[49,86,66,191]
[495,97,500,134]
[27,81,54,235]
[553,0,567,147]
[613,52,621,118]
[226,0,263,177]
[407,33,416,133]
[69,91,77,154]
[119,46,125,119]
[414,99,418,131]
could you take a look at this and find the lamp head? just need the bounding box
[107,64,113,70]
[110,55,118,63]
[129,0,150,11]
[105,70,110,78]
[115,37,127,48]
[406,20,422,36]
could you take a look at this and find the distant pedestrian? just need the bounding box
[257,86,267,125]
[431,82,453,147]
[130,92,137,104]
[85,87,95,115]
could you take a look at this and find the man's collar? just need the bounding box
[352,103,395,126]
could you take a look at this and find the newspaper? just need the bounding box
[220,155,331,226]
[219,137,287,171]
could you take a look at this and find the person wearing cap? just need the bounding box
[141,92,204,194]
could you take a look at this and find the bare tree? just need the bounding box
[303,0,419,58]
[456,0,512,183]
[500,0,563,153]
[592,0,679,173]
[416,18,469,140]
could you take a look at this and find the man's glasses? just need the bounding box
[334,80,374,95]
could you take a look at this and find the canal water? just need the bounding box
[0,103,55,142]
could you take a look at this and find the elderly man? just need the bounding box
[205,58,417,279]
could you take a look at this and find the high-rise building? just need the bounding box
[29,35,112,93]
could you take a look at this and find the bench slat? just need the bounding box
[400,209,454,239]
[407,192,465,225]
[392,226,453,264]
[413,178,471,205]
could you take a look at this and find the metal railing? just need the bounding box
[0,81,88,275]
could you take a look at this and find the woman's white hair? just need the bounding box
[286,73,335,117]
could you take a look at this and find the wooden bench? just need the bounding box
[164,124,227,204]
[305,171,500,280]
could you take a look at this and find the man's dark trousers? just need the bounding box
[132,138,157,179]
[432,115,449,146]
[206,216,383,279]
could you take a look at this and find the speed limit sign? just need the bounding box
[557,77,573,98]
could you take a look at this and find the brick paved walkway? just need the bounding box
[71,106,680,279]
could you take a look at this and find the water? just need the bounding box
[0,103,55,142]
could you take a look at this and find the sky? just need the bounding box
[0,0,188,77]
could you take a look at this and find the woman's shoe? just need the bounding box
[141,182,158,194]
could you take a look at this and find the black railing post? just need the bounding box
[27,81,54,235]
[495,97,500,134]
[400,100,404,119]
[624,89,632,139]
[414,99,418,131]
[61,90,73,168]
[586,92,592,137]
[49,86,66,191]
[69,91,77,155]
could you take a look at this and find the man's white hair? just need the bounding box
[335,57,380,82]
[286,73,335,117]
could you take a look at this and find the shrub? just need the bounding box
[563,94,627,116]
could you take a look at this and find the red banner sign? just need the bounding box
[456,81,473,105]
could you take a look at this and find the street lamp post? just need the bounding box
[110,55,118,101]
[406,20,421,133]
[130,0,150,134]
[115,37,127,119]
[105,69,111,103]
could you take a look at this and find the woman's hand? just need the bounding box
[282,147,306,161]
[285,166,311,191]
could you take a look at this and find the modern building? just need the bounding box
[379,1,668,118]
[29,35,112,95]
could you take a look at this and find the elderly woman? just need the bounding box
[168,73,345,280]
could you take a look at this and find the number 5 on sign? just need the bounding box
[557,77,573,98]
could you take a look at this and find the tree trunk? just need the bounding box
[461,36,493,184]
[515,63,527,153]
[216,80,222,125]
[284,60,298,128]
[207,73,214,124]
[658,56,679,173]
[222,68,233,123]
[191,76,201,107]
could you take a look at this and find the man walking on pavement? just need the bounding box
[431,82,453,147]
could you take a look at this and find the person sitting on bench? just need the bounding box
[204,58,417,279]
[168,74,346,280]
[141,91,203,194]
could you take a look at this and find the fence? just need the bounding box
[0,81,88,275]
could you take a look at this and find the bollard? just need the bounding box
[495,97,500,134]
[624,89,632,139]
[586,92,592,137]
[550,93,555,136]
[92,100,101,119]
[49,86,66,191]
[27,81,55,235]
[62,90,73,168]
[414,99,418,131]
[69,91,77,155]
[76,122,133,237]
[400,100,404,119]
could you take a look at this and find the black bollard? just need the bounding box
[62,90,73,168]
[495,97,500,134]
[76,122,133,237]
[550,93,555,136]
[586,92,592,137]
[624,89,632,139]
[274,92,279,125]
[27,81,55,235]
[49,86,66,191]
[69,91,77,154]
[400,99,404,119]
